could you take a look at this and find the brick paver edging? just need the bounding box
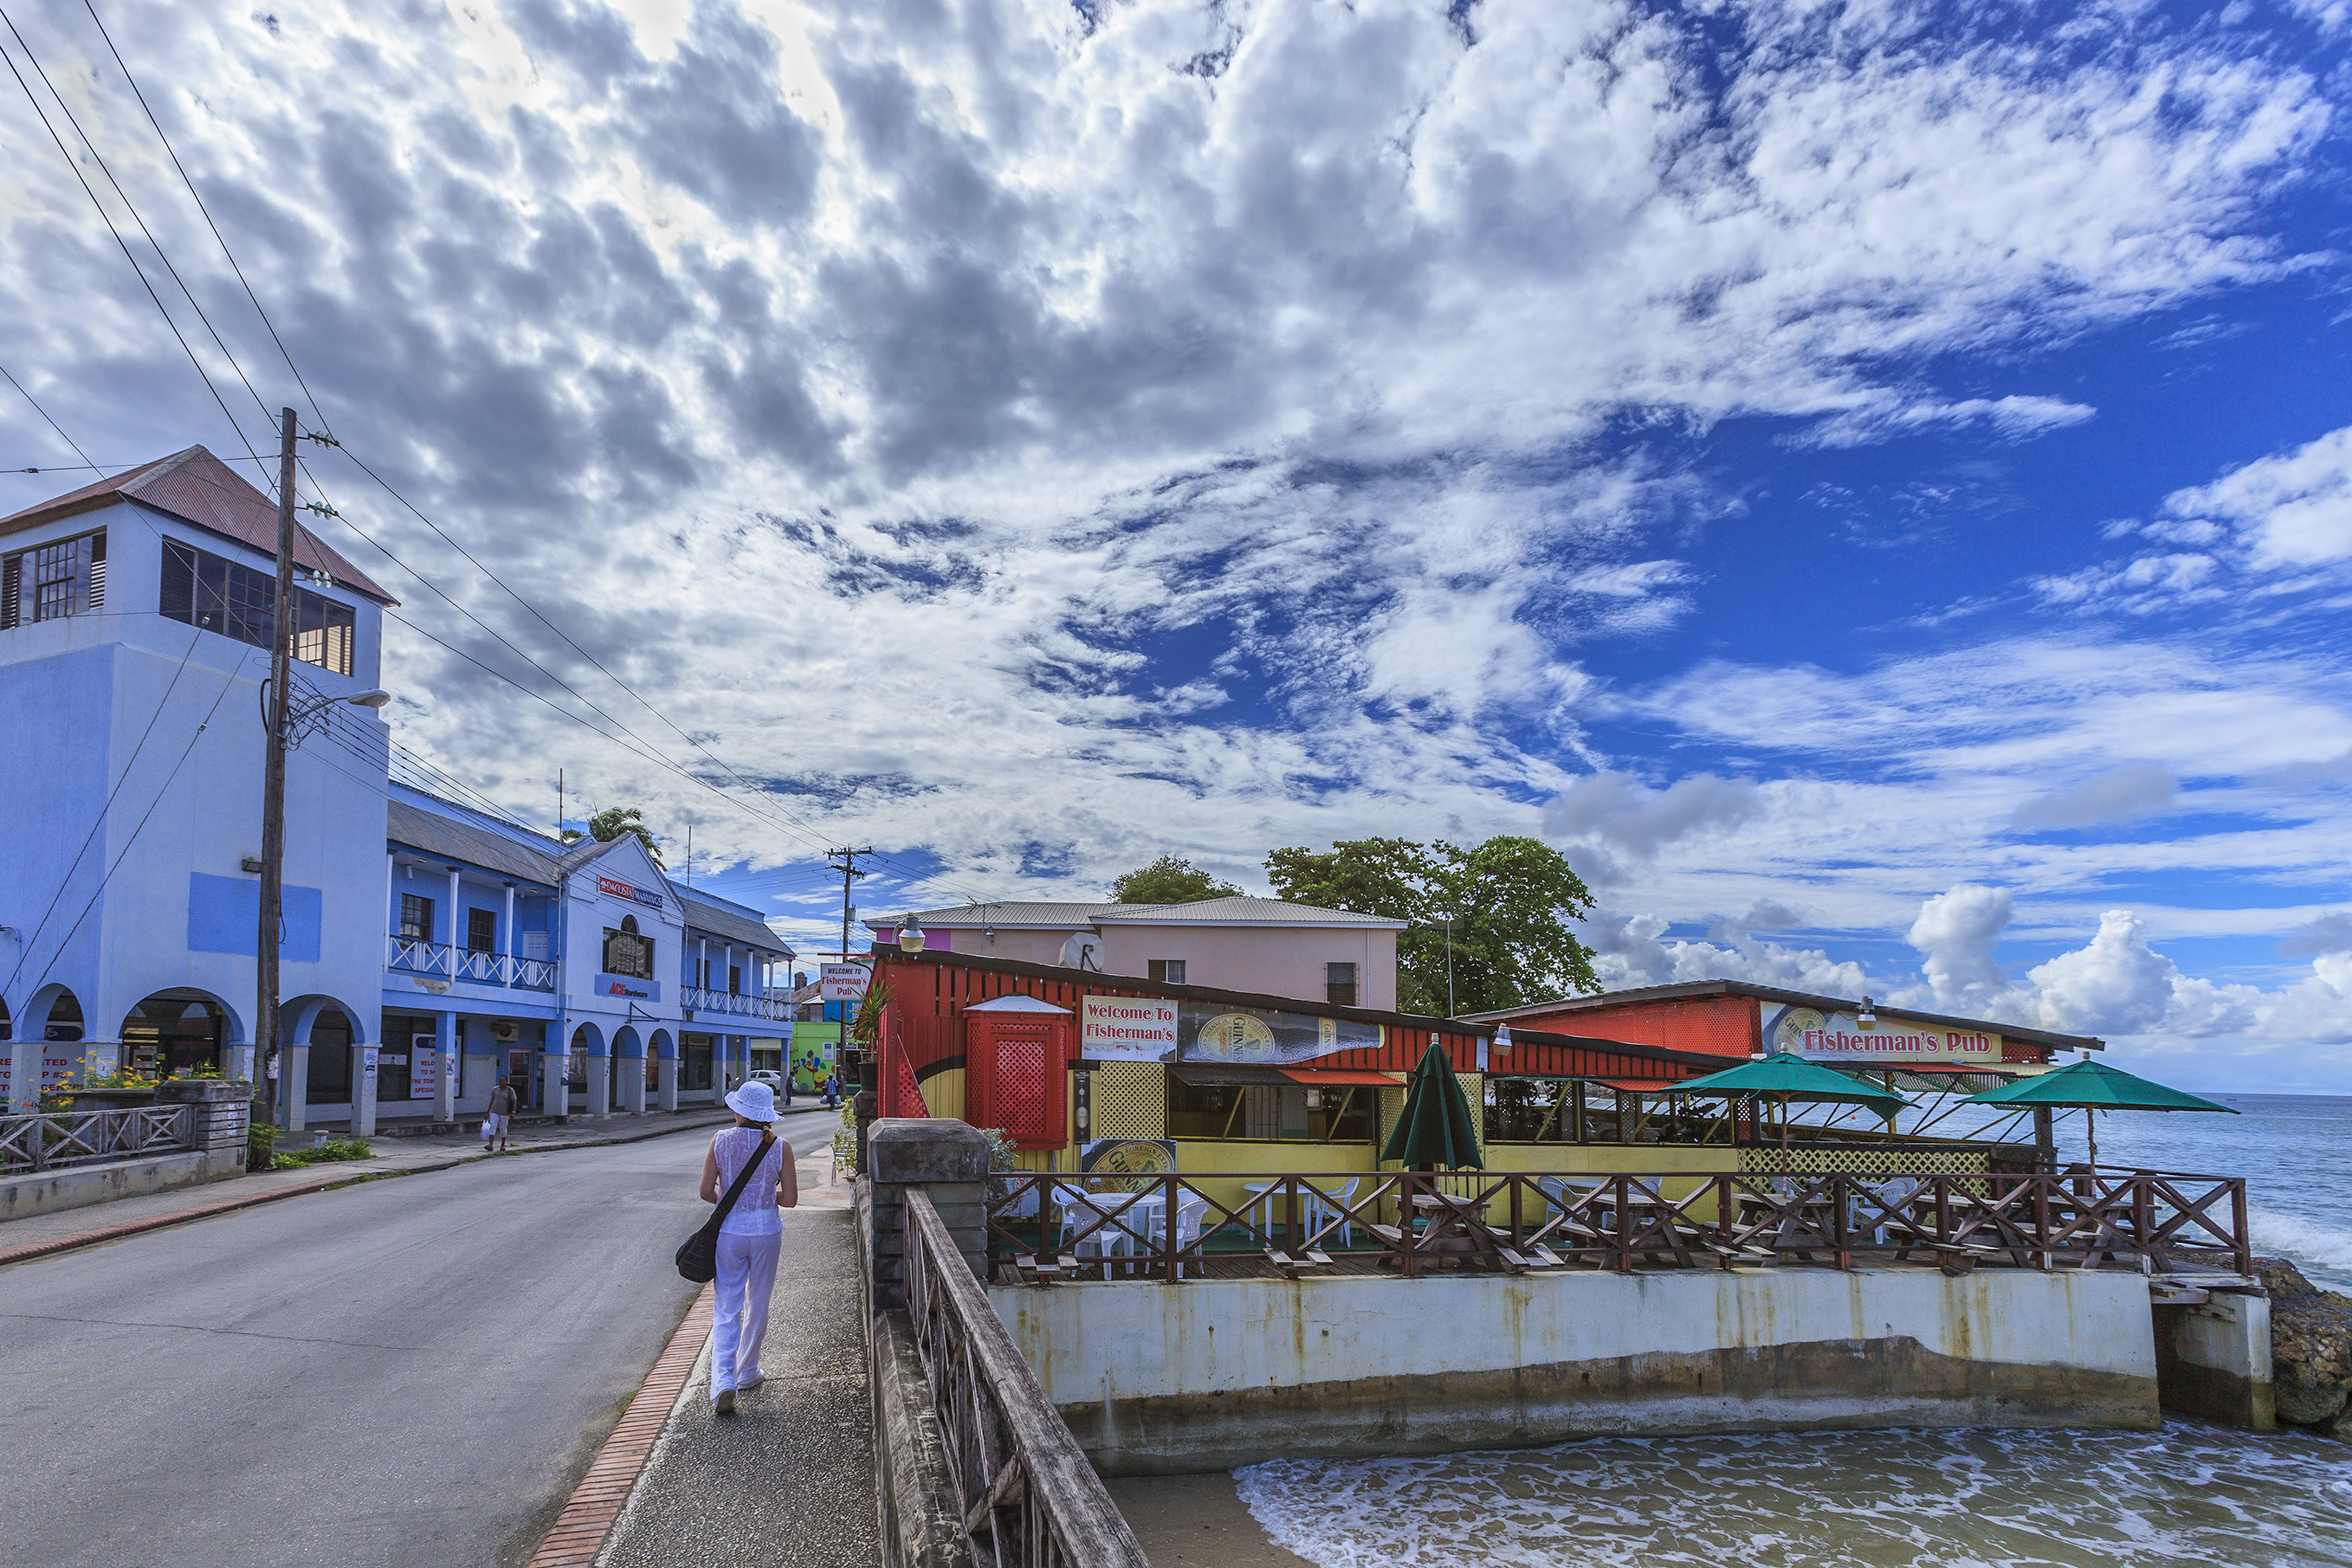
[526,1283,714,1568]
[0,1106,835,1270]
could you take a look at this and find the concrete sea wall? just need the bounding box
[0,1145,246,1222]
[990,1269,2161,1474]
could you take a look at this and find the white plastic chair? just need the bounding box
[1153,1194,1211,1278]
[1064,1192,1142,1275]
[1304,1178,1360,1249]
[1855,1177,1922,1245]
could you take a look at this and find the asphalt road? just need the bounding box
[0,1109,836,1568]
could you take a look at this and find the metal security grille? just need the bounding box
[1091,1061,1164,1139]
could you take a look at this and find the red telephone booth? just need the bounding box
[962,995,1073,1149]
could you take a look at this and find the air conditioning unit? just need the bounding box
[493,1020,519,1042]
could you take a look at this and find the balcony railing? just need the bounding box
[0,1105,195,1174]
[682,984,790,1023]
[387,936,557,990]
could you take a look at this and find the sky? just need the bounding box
[1,0,2349,1090]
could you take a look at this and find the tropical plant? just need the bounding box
[560,805,665,866]
[1109,854,1242,904]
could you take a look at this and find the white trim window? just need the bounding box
[0,528,105,628]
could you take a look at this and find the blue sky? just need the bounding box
[2,0,2349,1087]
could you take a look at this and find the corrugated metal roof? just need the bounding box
[1461,980,2104,1053]
[387,798,562,886]
[676,888,792,955]
[882,896,1405,931]
[1094,895,1408,929]
[1,447,396,604]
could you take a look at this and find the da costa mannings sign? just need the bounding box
[1760,1002,2000,1063]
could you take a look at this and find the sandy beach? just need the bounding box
[1105,1472,1315,1567]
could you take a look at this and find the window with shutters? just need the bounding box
[1147,958,1186,984]
[1326,962,1357,1007]
[1,529,103,628]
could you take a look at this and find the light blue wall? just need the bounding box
[0,497,387,1086]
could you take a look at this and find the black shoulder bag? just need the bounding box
[676,1131,774,1282]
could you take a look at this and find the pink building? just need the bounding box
[869,897,1405,1010]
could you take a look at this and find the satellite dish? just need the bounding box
[1057,933,1104,971]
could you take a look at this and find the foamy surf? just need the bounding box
[1234,1426,2352,1568]
[2250,1207,2352,1293]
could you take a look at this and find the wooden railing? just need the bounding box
[901,1189,1150,1568]
[0,1105,196,1174]
[986,1169,2252,1281]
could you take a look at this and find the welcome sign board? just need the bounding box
[1082,997,1179,1061]
[1761,1003,2000,1063]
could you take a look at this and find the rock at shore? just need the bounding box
[2254,1256,2352,1431]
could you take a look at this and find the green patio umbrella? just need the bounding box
[1382,1040,1483,1170]
[1670,1051,1913,1148]
[1961,1058,2236,1170]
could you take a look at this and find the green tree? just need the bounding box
[1264,836,1599,1016]
[561,805,665,867]
[1110,854,1242,904]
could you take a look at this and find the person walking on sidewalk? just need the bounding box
[482,1076,520,1152]
[696,1079,796,1415]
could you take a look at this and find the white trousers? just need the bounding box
[711,1229,781,1399]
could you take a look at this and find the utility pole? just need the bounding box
[259,409,296,1125]
[827,847,873,963]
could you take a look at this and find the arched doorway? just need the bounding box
[307,1009,354,1103]
[0,994,11,1042]
[42,990,84,1043]
[120,992,229,1079]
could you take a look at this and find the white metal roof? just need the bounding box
[876,896,1405,932]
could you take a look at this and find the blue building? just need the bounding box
[0,447,792,1124]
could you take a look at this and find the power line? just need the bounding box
[22,15,988,911]
[0,365,94,468]
[0,627,214,997]
[0,12,268,472]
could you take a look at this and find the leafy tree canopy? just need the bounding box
[1264,836,1599,1016]
[1110,854,1243,904]
[561,805,665,867]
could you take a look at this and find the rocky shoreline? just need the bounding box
[2256,1256,2352,1437]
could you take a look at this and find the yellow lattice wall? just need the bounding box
[1091,1061,1166,1140]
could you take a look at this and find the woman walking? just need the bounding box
[697,1079,797,1414]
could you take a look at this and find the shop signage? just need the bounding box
[596,874,665,911]
[410,1036,438,1100]
[820,964,869,1001]
[1178,1003,1382,1066]
[598,973,660,1002]
[1760,1003,2000,1063]
[1081,997,1179,1061]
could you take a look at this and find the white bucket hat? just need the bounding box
[725,1080,777,1123]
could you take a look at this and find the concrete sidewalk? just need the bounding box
[0,1103,843,1264]
[594,1205,879,1568]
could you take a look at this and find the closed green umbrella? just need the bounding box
[1382,1040,1483,1171]
[1961,1058,2236,1170]
[1670,1050,1912,1148]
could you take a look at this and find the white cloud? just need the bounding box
[2011,763,2180,829]
[1580,909,1871,997]
[1544,771,1767,859]
[2163,423,2352,569]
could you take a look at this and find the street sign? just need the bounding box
[820,964,869,1001]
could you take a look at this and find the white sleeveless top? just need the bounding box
[712,1127,784,1236]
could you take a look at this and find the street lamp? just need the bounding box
[897,916,927,956]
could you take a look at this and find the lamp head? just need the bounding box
[1857,996,1877,1025]
[897,917,927,956]
[345,689,393,709]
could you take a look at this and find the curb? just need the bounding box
[527,1283,714,1568]
[0,1105,837,1270]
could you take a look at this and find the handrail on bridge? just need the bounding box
[901,1188,1150,1568]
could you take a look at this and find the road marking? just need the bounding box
[526,1282,714,1568]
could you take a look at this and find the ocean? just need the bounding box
[1232,1094,2352,1568]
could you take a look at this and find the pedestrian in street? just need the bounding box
[697,1079,796,1415]
[482,1075,520,1152]
[822,1073,837,1109]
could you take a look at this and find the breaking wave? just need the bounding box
[2250,1206,2352,1293]
[1236,1426,2352,1568]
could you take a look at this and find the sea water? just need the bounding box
[1233,1094,2352,1568]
